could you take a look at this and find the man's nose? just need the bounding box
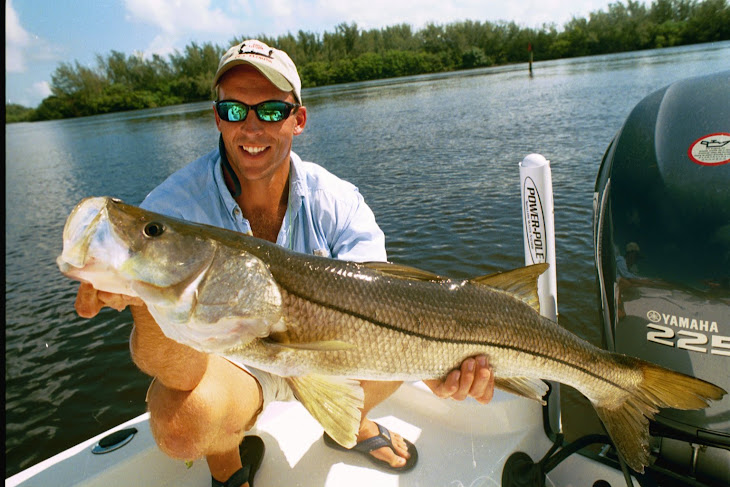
[238,111,266,132]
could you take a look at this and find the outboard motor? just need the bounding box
[594,71,730,485]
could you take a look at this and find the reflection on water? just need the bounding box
[5,41,730,477]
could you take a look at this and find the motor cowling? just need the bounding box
[593,70,730,484]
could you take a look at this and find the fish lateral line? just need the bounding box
[279,285,627,392]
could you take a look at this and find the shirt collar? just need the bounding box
[213,152,240,218]
[212,150,307,215]
[289,151,307,203]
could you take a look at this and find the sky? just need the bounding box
[6,0,612,107]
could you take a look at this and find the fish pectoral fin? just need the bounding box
[363,261,444,281]
[286,375,364,448]
[268,340,355,352]
[494,377,549,405]
[470,263,548,313]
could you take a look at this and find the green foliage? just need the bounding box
[11,0,729,122]
[5,103,36,123]
[461,47,494,69]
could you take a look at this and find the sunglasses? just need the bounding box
[215,99,300,123]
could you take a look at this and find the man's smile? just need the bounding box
[242,145,268,155]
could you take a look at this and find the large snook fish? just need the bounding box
[57,197,725,472]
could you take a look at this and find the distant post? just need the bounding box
[528,43,533,76]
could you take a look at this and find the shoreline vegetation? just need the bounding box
[6,0,729,123]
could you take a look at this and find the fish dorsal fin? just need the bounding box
[471,263,549,313]
[286,375,364,448]
[363,261,444,282]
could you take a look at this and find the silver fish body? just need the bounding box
[58,197,726,472]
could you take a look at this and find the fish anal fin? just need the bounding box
[495,377,549,405]
[286,375,364,448]
[471,263,548,313]
[363,261,444,282]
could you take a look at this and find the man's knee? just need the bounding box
[147,380,215,459]
[146,358,263,459]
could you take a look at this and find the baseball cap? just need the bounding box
[213,39,302,103]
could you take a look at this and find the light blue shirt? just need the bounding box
[141,149,387,262]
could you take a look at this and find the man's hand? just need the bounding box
[75,282,144,318]
[423,355,495,404]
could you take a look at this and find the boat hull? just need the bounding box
[6,384,633,487]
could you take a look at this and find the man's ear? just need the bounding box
[293,106,307,135]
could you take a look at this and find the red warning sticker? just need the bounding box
[688,132,730,166]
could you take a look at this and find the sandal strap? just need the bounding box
[211,464,250,487]
[352,423,394,453]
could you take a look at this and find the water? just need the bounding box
[5,41,729,478]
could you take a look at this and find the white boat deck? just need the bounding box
[7,383,631,487]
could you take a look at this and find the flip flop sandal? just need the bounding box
[323,422,418,473]
[212,435,265,487]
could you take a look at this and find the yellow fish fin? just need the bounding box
[286,375,364,448]
[593,358,726,473]
[363,261,444,281]
[494,377,549,405]
[470,263,548,313]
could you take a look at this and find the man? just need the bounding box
[75,39,495,487]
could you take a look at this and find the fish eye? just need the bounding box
[143,222,165,238]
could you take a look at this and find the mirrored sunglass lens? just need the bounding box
[224,103,247,122]
[257,102,289,122]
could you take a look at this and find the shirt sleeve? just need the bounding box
[138,154,204,219]
[323,190,387,263]
[140,185,185,218]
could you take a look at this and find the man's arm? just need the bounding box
[75,282,209,392]
[75,281,144,317]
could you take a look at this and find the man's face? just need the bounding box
[215,65,306,185]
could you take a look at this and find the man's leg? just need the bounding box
[129,302,263,487]
[358,380,411,468]
[147,355,263,486]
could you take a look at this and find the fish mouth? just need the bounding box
[56,197,136,295]
[57,197,110,272]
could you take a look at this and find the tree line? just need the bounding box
[7,0,729,122]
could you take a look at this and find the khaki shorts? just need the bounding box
[229,360,297,411]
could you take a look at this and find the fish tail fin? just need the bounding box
[594,358,726,473]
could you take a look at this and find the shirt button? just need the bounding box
[233,208,241,217]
